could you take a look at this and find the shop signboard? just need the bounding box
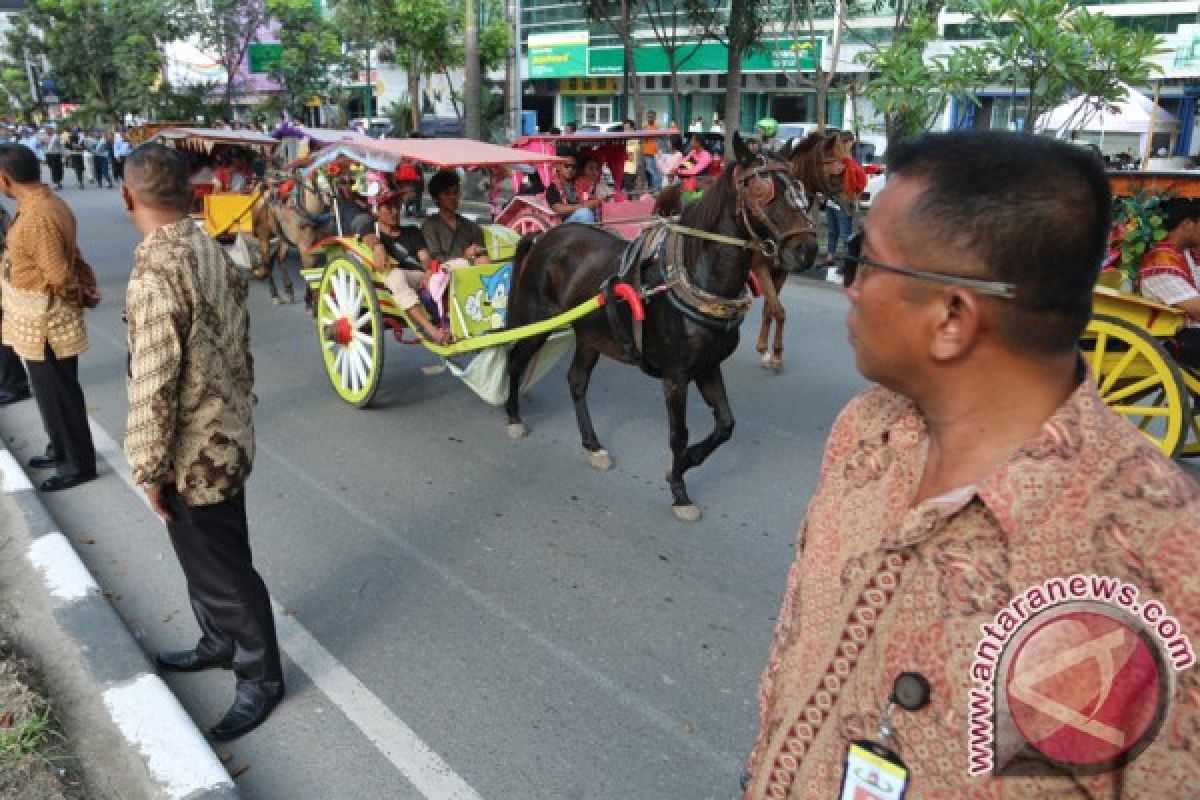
[248,43,283,74]
[588,38,823,76]
[528,31,589,79]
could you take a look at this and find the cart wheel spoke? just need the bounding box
[317,256,385,408]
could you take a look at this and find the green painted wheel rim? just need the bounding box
[317,254,384,407]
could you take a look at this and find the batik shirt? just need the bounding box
[125,219,254,506]
[743,376,1200,799]
[0,186,95,360]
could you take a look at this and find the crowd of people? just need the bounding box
[0,124,132,191]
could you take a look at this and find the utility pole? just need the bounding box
[465,0,481,139]
[363,0,373,121]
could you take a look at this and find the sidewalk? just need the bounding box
[0,440,238,800]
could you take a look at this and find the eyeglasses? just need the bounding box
[839,232,1018,299]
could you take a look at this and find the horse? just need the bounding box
[652,183,816,373]
[251,170,334,305]
[505,133,816,521]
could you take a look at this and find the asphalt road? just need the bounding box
[0,182,867,800]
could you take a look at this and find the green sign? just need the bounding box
[248,43,284,75]
[588,39,823,77]
[528,31,589,79]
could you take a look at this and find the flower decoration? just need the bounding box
[1108,190,1171,284]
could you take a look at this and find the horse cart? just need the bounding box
[295,137,646,407]
[149,127,281,272]
[497,131,667,239]
[1082,171,1200,457]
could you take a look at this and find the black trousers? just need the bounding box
[112,157,124,182]
[46,154,64,185]
[165,486,283,690]
[0,342,28,391]
[25,344,94,477]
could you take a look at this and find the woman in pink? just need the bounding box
[675,135,714,192]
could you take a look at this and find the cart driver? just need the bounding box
[351,186,450,345]
[1135,196,1200,366]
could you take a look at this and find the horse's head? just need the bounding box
[785,131,845,200]
[730,132,816,272]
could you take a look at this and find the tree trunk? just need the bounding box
[408,53,421,132]
[465,0,481,139]
[724,48,742,159]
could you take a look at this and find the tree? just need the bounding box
[388,0,463,132]
[962,0,1163,132]
[0,15,43,122]
[14,0,185,122]
[266,0,348,115]
[857,4,988,149]
[584,0,647,123]
[193,0,269,114]
[642,0,718,127]
[711,0,767,144]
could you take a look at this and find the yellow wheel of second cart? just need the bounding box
[1083,313,1190,457]
[316,251,385,408]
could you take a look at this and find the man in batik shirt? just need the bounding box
[1135,197,1200,366]
[743,132,1200,799]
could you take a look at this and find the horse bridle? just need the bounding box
[733,158,816,258]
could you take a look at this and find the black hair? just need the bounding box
[427,168,460,200]
[1159,197,1200,233]
[125,143,191,212]
[887,130,1111,354]
[0,144,41,183]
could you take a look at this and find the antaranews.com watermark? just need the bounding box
[968,574,1193,777]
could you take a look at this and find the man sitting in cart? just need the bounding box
[351,185,450,345]
[1135,197,1200,366]
[421,169,487,265]
[213,152,255,193]
[546,159,602,224]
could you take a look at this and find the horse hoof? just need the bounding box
[271,295,282,305]
[760,352,774,369]
[281,292,294,305]
[770,355,784,373]
[672,504,702,522]
[588,449,613,471]
[756,341,768,355]
[507,423,529,439]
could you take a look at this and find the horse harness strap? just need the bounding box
[662,229,753,330]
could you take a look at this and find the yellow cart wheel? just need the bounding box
[316,251,384,407]
[1084,314,1190,457]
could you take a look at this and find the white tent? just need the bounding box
[1037,85,1179,137]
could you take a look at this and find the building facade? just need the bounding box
[518,0,1200,156]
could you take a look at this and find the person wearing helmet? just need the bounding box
[395,162,424,218]
[756,117,779,155]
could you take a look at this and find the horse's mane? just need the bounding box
[786,132,842,198]
[677,168,739,263]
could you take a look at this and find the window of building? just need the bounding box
[578,96,614,126]
[717,73,726,89]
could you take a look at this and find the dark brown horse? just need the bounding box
[505,133,815,521]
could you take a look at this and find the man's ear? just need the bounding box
[928,288,983,363]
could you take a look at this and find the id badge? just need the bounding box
[838,740,910,800]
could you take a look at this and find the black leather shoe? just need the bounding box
[29,446,60,470]
[38,472,97,492]
[0,386,30,406]
[155,649,233,673]
[209,684,285,741]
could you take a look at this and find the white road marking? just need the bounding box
[27,532,100,601]
[0,448,34,492]
[88,419,486,800]
[103,674,236,800]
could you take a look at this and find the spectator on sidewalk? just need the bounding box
[0,144,98,491]
[44,127,64,190]
[0,203,30,406]
[122,143,284,741]
[91,131,114,189]
[741,130,1200,799]
[642,110,662,190]
[112,129,132,183]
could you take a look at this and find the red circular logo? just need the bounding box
[1004,610,1165,767]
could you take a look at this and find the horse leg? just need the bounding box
[662,375,701,522]
[566,343,610,470]
[769,270,787,371]
[666,366,735,522]
[756,314,771,356]
[505,332,551,439]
